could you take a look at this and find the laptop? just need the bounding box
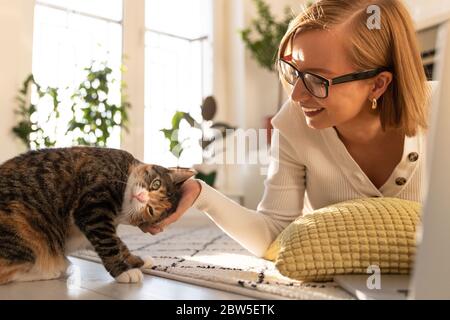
[334,20,450,300]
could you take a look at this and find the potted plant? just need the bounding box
[12,74,59,149]
[161,96,235,187]
[239,1,316,143]
[239,0,292,143]
[67,62,130,146]
[12,61,130,149]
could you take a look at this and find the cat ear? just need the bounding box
[168,167,197,185]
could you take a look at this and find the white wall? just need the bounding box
[211,0,307,208]
[212,0,307,131]
[242,0,306,130]
[121,0,146,161]
[403,0,450,31]
[0,0,35,164]
[212,0,245,129]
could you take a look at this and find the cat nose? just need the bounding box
[132,192,148,203]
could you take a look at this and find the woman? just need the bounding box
[141,0,430,257]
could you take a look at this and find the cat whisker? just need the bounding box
[111,160,130,179]
[110,179,128,186]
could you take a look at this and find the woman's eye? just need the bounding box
[151,179,161,190]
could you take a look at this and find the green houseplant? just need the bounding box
[161,96,235,187]
[239,0,293,109]
[67,62,130,147]
[12,62,130,149]
[239,0,292,144]
[239,0,314,143]
[12,74,59,149]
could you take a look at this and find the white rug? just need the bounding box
[72,223,353,300]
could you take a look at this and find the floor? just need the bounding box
[0,209,254,300]
[0,257,253,300]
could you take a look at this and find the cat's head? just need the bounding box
[120,164,196,227]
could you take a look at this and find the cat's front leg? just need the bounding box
[119,244,154,269]
[75,208,145,283]
[110,251,153,282]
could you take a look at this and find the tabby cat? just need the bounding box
[0,147,195,284]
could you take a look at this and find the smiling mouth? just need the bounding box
[302,107,325,117]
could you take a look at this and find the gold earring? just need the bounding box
[371,98,377,110]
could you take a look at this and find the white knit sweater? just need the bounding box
[192,99,427,257]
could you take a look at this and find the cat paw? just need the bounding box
[140,256,154,269]
[125,254,144,268]
[115,268,143,283]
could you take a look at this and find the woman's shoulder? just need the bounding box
[271,100,307,133]
[270,100,321,144]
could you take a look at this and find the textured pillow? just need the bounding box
[264,197,420,282]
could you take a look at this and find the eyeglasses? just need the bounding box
[278,58,391,99]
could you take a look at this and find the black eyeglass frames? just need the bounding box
[278,58,391,99]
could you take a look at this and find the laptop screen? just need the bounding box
[410,20,450,299]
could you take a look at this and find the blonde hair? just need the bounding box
[278,0,429,137]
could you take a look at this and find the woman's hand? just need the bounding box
[139,178,202,235]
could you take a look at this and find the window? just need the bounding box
[144,0,213,167]
[31,0,213,156]
[32,0,123,148]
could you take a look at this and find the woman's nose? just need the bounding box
[290,78,312,103]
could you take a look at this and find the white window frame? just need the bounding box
[122,0,213,163]
[32,0,143,155]
[121,0,146,160]
[30,0,212,161]
[32,0,125,149]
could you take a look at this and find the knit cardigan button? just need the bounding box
[395,177,407,186]
[408,152,419,162]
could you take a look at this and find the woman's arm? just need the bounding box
[192,131,306,257]
[141,103,307,257]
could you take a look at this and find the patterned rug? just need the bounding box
[72,223,353,300]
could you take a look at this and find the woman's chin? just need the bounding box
[305,120,328,130]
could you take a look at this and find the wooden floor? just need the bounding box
[0,210,254,300]
[0,257,254,300]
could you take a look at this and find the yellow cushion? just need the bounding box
[264,197,420,282]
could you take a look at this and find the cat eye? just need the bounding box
[151,179,161,190]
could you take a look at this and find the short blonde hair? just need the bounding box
[278,0,429,137]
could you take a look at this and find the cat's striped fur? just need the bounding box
[0,147,195,284]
